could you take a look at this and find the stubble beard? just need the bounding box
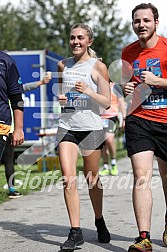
[138,25,156,43]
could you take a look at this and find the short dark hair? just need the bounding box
[132,3,159,21]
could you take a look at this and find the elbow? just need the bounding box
[104,100,110,110]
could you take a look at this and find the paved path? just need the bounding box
[0,157,166,251]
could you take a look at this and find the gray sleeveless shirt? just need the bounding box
[58,57,103,131]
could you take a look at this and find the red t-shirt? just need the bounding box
[122,36,167,123]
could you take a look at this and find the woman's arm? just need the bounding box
[57,60,67,105]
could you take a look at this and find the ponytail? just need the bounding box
[87,46,98,59]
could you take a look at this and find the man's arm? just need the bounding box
[12,109,24,147]
[141,71,167,88]
[9,93,24,146]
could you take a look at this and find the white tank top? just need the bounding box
[58,57,103,131]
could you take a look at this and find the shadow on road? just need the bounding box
[0,221,130,251]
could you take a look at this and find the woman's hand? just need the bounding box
[75,81,91,95]
[58,94,67,106]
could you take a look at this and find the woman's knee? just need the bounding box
[62,175,77,189]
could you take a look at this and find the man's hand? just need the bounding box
[12,130,24,147]
[123,82,136,95]
[140,71,159,86]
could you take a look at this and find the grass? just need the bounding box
[0,163,62,204]
[0,137,127,204]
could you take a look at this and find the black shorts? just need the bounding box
[102,116,118,134]
[57,127,104,150]
[125,115,167,162]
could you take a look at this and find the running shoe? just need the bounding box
[99,168,110,176]
[128,237,152,252]
[60,228,84,250]
[163,225,167,246]
[110,164,118,176]
[8,190,23,199]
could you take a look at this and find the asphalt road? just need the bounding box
[0,157,166,252]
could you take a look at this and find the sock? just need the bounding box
[9,187,15,192]
[95,216,105,226]
[95,216,110,243]
[139,231,150,241]
[71,227,81,232]
[103,164,109,169]
[111,159,116,166]
[95,216,103,222]
[165,210,167,225]
[95,216,108,234]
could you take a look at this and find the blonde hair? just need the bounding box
[71,23,98,59]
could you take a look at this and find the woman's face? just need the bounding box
[69,27,92,57]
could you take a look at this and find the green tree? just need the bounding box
[25,0,132,65]
[0,0,132,66]
[0,3,47,50]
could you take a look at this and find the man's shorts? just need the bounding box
[57,127,104,150]
[125,115,167,162]
[102,116,118,134]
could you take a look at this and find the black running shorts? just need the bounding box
[57,127,104,150]
[125,115,167,162]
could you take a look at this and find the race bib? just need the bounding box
[63,92,91,113]
[142,87,167,109]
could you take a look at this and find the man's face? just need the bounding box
[132,8,159,42]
